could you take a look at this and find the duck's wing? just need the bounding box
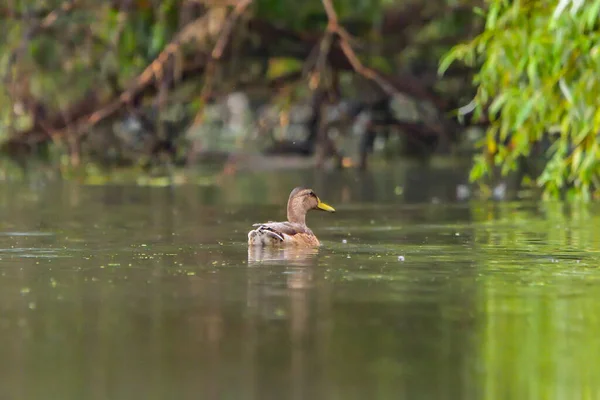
[252,222,312,236]
[248,222,314,245]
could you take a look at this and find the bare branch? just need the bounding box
[212,0,253,60]
[194,0,253,124]
[319,0,398,96]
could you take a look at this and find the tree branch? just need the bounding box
[195,0,253,123]
[212,0,253,60]
[319,0,398,97]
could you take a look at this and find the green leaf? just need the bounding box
[571,146,583,173]
[439,44,475,75]
[149,23,167,57]
[527,61,537,85]
[486,3,500,30]
[586,0,600,30]
[514,98,535,129]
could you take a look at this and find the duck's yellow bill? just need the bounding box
[317,199,335,212]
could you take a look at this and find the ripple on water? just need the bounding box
[0,248,71,258]
[0,231,55,237]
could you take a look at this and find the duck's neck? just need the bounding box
[287,202,306,225]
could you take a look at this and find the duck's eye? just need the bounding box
[308,191,315,197]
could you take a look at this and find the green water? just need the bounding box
[0,167,599,400]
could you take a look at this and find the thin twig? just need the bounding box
[66,15,211,137]
[38,0,78,30]
[212,0,252,60]
[306,30,334,89]
[321,0,338,26]
[194,0,253,124]
[4,0,80,82]
[2,1,80,142]
[0,1,78,20]
[189,0,241,6]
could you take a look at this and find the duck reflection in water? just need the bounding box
[247,245,320,267]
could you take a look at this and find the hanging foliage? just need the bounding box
[440,0,600,199]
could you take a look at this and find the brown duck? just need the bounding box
[247,187,336,247]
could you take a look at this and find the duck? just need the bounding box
[247,187,335,247]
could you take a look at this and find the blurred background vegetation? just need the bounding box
[0,0,598,198]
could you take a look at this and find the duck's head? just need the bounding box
[287,187,335,224]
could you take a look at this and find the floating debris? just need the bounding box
[456,184,471,200]
[493,182,507,200]
[397,256,405,261]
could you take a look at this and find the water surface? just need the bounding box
[0,167,599,400]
